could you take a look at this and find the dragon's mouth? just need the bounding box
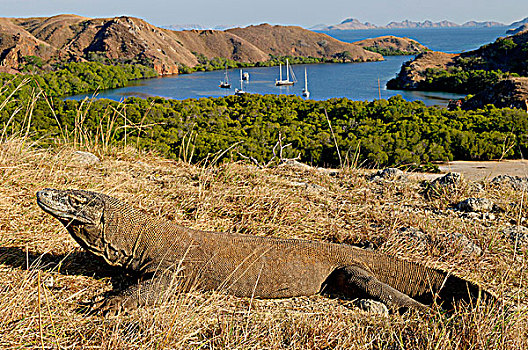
[37,189,70,218]
[36,189,95,224]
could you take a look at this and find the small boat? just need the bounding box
[242,72,250,81]
[234,69,247,95]
[302,67,310,98]
[219,63,231,89]
[275,58,296,86]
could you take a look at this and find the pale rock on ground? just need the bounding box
[73,151,100,165]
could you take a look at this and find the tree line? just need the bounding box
[2,73,528,168]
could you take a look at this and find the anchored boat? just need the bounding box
[275,58,296,86]
[302,67,310,98]
[219,63,231,89]
[234,69,247,95]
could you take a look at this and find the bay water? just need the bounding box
[68,26,509,105]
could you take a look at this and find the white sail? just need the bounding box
[276,59,296,86]
[302,67,310,98]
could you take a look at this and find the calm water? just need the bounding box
[69,27,509,105]
[320,26,509,53]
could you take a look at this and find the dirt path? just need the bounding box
[436,160,528,181]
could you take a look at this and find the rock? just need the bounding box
[400,227,431,246]
[279,159,312,171]
[370,168,405,181]
[353,299,389,315]
[457,198,494,212]
[491,175,528,190]
[290,181,326,194]
[451,233,482,256]
[73,151,100,165]
[426,172,462,198]
[501,225,528,247]
[401,227,481,256]
[432,172,461,187]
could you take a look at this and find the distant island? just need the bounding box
[313,17,528,31]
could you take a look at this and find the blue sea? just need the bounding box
[69,26,509,105]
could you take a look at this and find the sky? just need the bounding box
[1,0,528,28]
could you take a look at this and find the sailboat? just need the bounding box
[302,67,310,98]
[275,58,297,86]
[234,69,247,95]
[219,63,231,89]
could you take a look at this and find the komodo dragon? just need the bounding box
[36,188,493,313]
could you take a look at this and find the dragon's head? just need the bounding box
[37,188,106,256]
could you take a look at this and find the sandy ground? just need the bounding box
[436,160,528,181]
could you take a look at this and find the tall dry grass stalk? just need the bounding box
[0,85,527,349]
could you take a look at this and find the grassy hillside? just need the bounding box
[1,90,528,348]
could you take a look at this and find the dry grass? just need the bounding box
[1,98,528,348]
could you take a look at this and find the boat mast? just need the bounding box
[286,59,290,82]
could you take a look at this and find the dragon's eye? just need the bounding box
[69,194,87,207]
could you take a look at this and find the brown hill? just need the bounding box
[388,51,458,89]
[353,35,429,54]
[387,30,528,91]
[0,16,382,75]
[227,24,380,61]
[0,17,56,68]
[171,29,269,63]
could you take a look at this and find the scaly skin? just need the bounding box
[36,188,493,314]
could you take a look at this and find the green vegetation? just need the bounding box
[2,75,527,168]
[1,61,157,98]
[362,47,425,56]
[179,54,364,74]
[387,67,513,93]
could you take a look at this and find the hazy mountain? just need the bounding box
[323,18,378,30]
[317,18,507,30]
[385,20,459,28]
[462,21,505,27]
[509,17,528,28]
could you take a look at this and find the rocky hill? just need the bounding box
[387,51,458,89]
[0,15,382,75]
[387,30,528,96]
[226,24,380,60]
[353,35,429,55]
[0,17,57,68]
[507,23,528,35]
